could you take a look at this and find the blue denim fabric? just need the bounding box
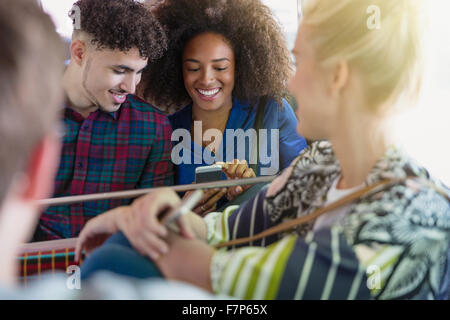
[80,232,163,280]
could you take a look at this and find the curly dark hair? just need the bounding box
[71,0,167,61]
[140,0,292,108]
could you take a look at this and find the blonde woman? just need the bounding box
[77,0,450,299]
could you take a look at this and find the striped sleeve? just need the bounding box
[210,227,372,299]
[204,188,276,247]
[204,206,238,246]
[353,243,404,298]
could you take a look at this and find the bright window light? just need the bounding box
[40,0,75,39]
[392,0,450,185]
[262,0,299,50]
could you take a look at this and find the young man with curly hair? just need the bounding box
[33,0,175,241]
[139,0,307,215]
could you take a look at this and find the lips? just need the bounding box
[109,90,128,104]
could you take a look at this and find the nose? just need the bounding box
[199,67,215,86]
[119,73,137,94]
[287,71,297,96]
[287,76,293,94]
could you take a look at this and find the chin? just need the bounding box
[297,126,314,141]
[100,103,121,113]
[195,103,221,112]
[296,124,304,137]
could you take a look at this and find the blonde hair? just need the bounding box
[301,0,427,112]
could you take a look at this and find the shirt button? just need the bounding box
[77,162,83,168]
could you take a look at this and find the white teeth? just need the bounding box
[110,91,125,98]
[198,88,220,96]
[112,93,125,99]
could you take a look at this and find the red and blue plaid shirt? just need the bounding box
[34,95,174,241]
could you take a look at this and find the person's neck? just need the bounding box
[191,102,232,150]
[191,103,232,132]
[62,64,98,118]
[330,113,390,189]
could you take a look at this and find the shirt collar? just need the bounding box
[64,100,120,121]
[224,98,251,130]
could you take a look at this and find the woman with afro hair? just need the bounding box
[139,0,307,215]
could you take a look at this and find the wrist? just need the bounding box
[187,212,208,241]
[112,206,128,234]
[156,232,214,292]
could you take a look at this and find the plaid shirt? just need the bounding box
[35,95,174,241]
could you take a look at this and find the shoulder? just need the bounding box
[343,150,450,241]
[125,95,172,127]
[292,140,336,170]
[265,97,294,113]
[346,188,449,299]
[272,140,337,199]
[168,104,191,130]
[248,96,296,129]
[345,176,450,240]
[265,141,339,220]
[124,95,166,117]
[266,140,336,196]
[259,96,289,112]
[262,97,298,125]
[339,158,450,299]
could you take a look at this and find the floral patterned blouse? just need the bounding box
[205,140,450,299]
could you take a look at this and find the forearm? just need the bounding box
[155,232,215,293]
[110,199,207,241]
[113,206,131,234]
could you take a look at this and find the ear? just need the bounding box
[70,39,87,67]
[330,60,350,98]
[21,134,61,201]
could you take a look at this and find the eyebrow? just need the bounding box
[291,49,300,55]
[184,58,231,63]
[113,65,146,73]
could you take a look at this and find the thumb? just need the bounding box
[75,238,83,262]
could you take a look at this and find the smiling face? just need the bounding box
[288,24,338,141]
[182,32,235,113]
[81,47,148,113]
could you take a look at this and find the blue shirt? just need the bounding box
[169,97,307,185]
